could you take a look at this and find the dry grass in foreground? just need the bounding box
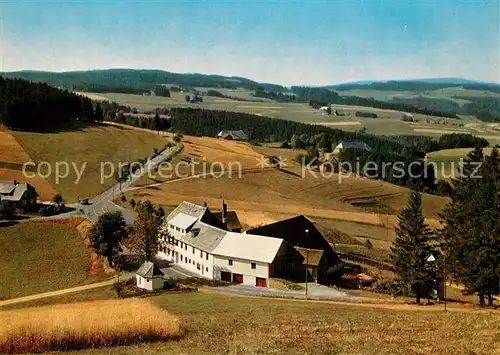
[0,299,182,353]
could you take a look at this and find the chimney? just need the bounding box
[222,200,228,228]
[13,180,18,185]
[203,201,207,207]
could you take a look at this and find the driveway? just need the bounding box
[205,283,365,301]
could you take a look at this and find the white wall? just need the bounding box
[213,255,269,286]
[136,275,164,291]
[158,226,215,279]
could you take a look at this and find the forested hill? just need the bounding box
[0,76,100,130]
[328,79,500,94]
[1,69,286,93]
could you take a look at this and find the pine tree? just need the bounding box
[440,147,500,306]
[391,190,437,304]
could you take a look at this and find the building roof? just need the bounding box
[166,201,208,222]
[213,211,242,231]
[169,212,198,230]
[295,247,324,266]
[246,215,339,265]
[0,180,37,202]
[334,142,372,152]
[217,130,249,140]
[213,232,283,264]
[162,220,228,253]
[136,261,164,278]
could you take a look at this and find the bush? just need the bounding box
[173,134,182,143]
[52,194,63,205]
[374,279,412,297]
[120,195,127,202]
[365,239,373,249]
[39,205,59,216]
[280,141,290,149]
[0,201,15,220]
[129,199,136,208]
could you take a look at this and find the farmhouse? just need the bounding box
[0,180,38,207]
[136,261,165,291]
[246,215,340,283]
[157,201,286,287]
[217,130,249,141]
[333,141,372,154]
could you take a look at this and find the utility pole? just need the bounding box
[444,256,447,311]
[305,229,309,299]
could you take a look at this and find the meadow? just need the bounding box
[0,129,56,200]
[0,221,101,300]
[427,147,495,180]
[0,299,182,353]
[81,91,500,141]
[12,122,167,202]
[1,289,498,355]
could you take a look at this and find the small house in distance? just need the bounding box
[0,180,38,207]
[333,142,372,154]
[355,111,378,118]
[217,130,249,141]
[136,261,165,291]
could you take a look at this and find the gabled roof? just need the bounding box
[166,201,208,222]
[169,212,198,230]
[217,130,249,140]
[213,232,283,264]
[0,181,37,202]
[136,261,164,278]
[246,215,339,265]
[161,220,227,253]
[213,211,242,231]
[334,142,371,152]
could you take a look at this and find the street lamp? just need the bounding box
[426,254,446,311]
[304,229,309,299]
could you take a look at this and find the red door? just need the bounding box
[256,277,267,287]
[232,273,243,284]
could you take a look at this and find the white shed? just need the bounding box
[136,261,165,291]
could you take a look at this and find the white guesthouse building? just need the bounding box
[157,202,285,287]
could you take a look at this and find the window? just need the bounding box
[206,253,209,260]
[176,226,180,232]
[228,259,233,266]
[251,263,256,269]
[206,267,208,272]
[200,250,203,258]
[192,246,195,254]
[180,255,183,261]
[197,263,200,270]
[185,244,187,251]
[180,242,183,248]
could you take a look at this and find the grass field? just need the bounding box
[12,122,167,202]
[427,147,495,180]
[0,299,181,353]
[0,129,57,200]
[2,289,498,354]
[79,91,500,141]
[0,221,101,300]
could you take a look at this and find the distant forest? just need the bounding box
[0,76,99,129]
[3,69,500,121]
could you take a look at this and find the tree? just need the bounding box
[185,95,191,102]
[94,103,104,122]
[52,194,63,206]
[440,147,500,306]
[391,190,438,304]
[90,211,128,266]
[129,200,164,262]
[0,201,15,220]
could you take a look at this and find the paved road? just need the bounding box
[205,283,366,301]
[0,272,135,308]
[75,145,180,224]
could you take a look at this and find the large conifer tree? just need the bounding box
[391,190,437,304]
[440,147,500,306]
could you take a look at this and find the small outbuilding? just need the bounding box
[136,261,165,291]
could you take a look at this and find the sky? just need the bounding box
[1,0,499,85]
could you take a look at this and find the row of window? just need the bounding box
[228,259,256,269]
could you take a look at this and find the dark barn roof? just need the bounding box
[213,211,242,231]
[246,215,339,265]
